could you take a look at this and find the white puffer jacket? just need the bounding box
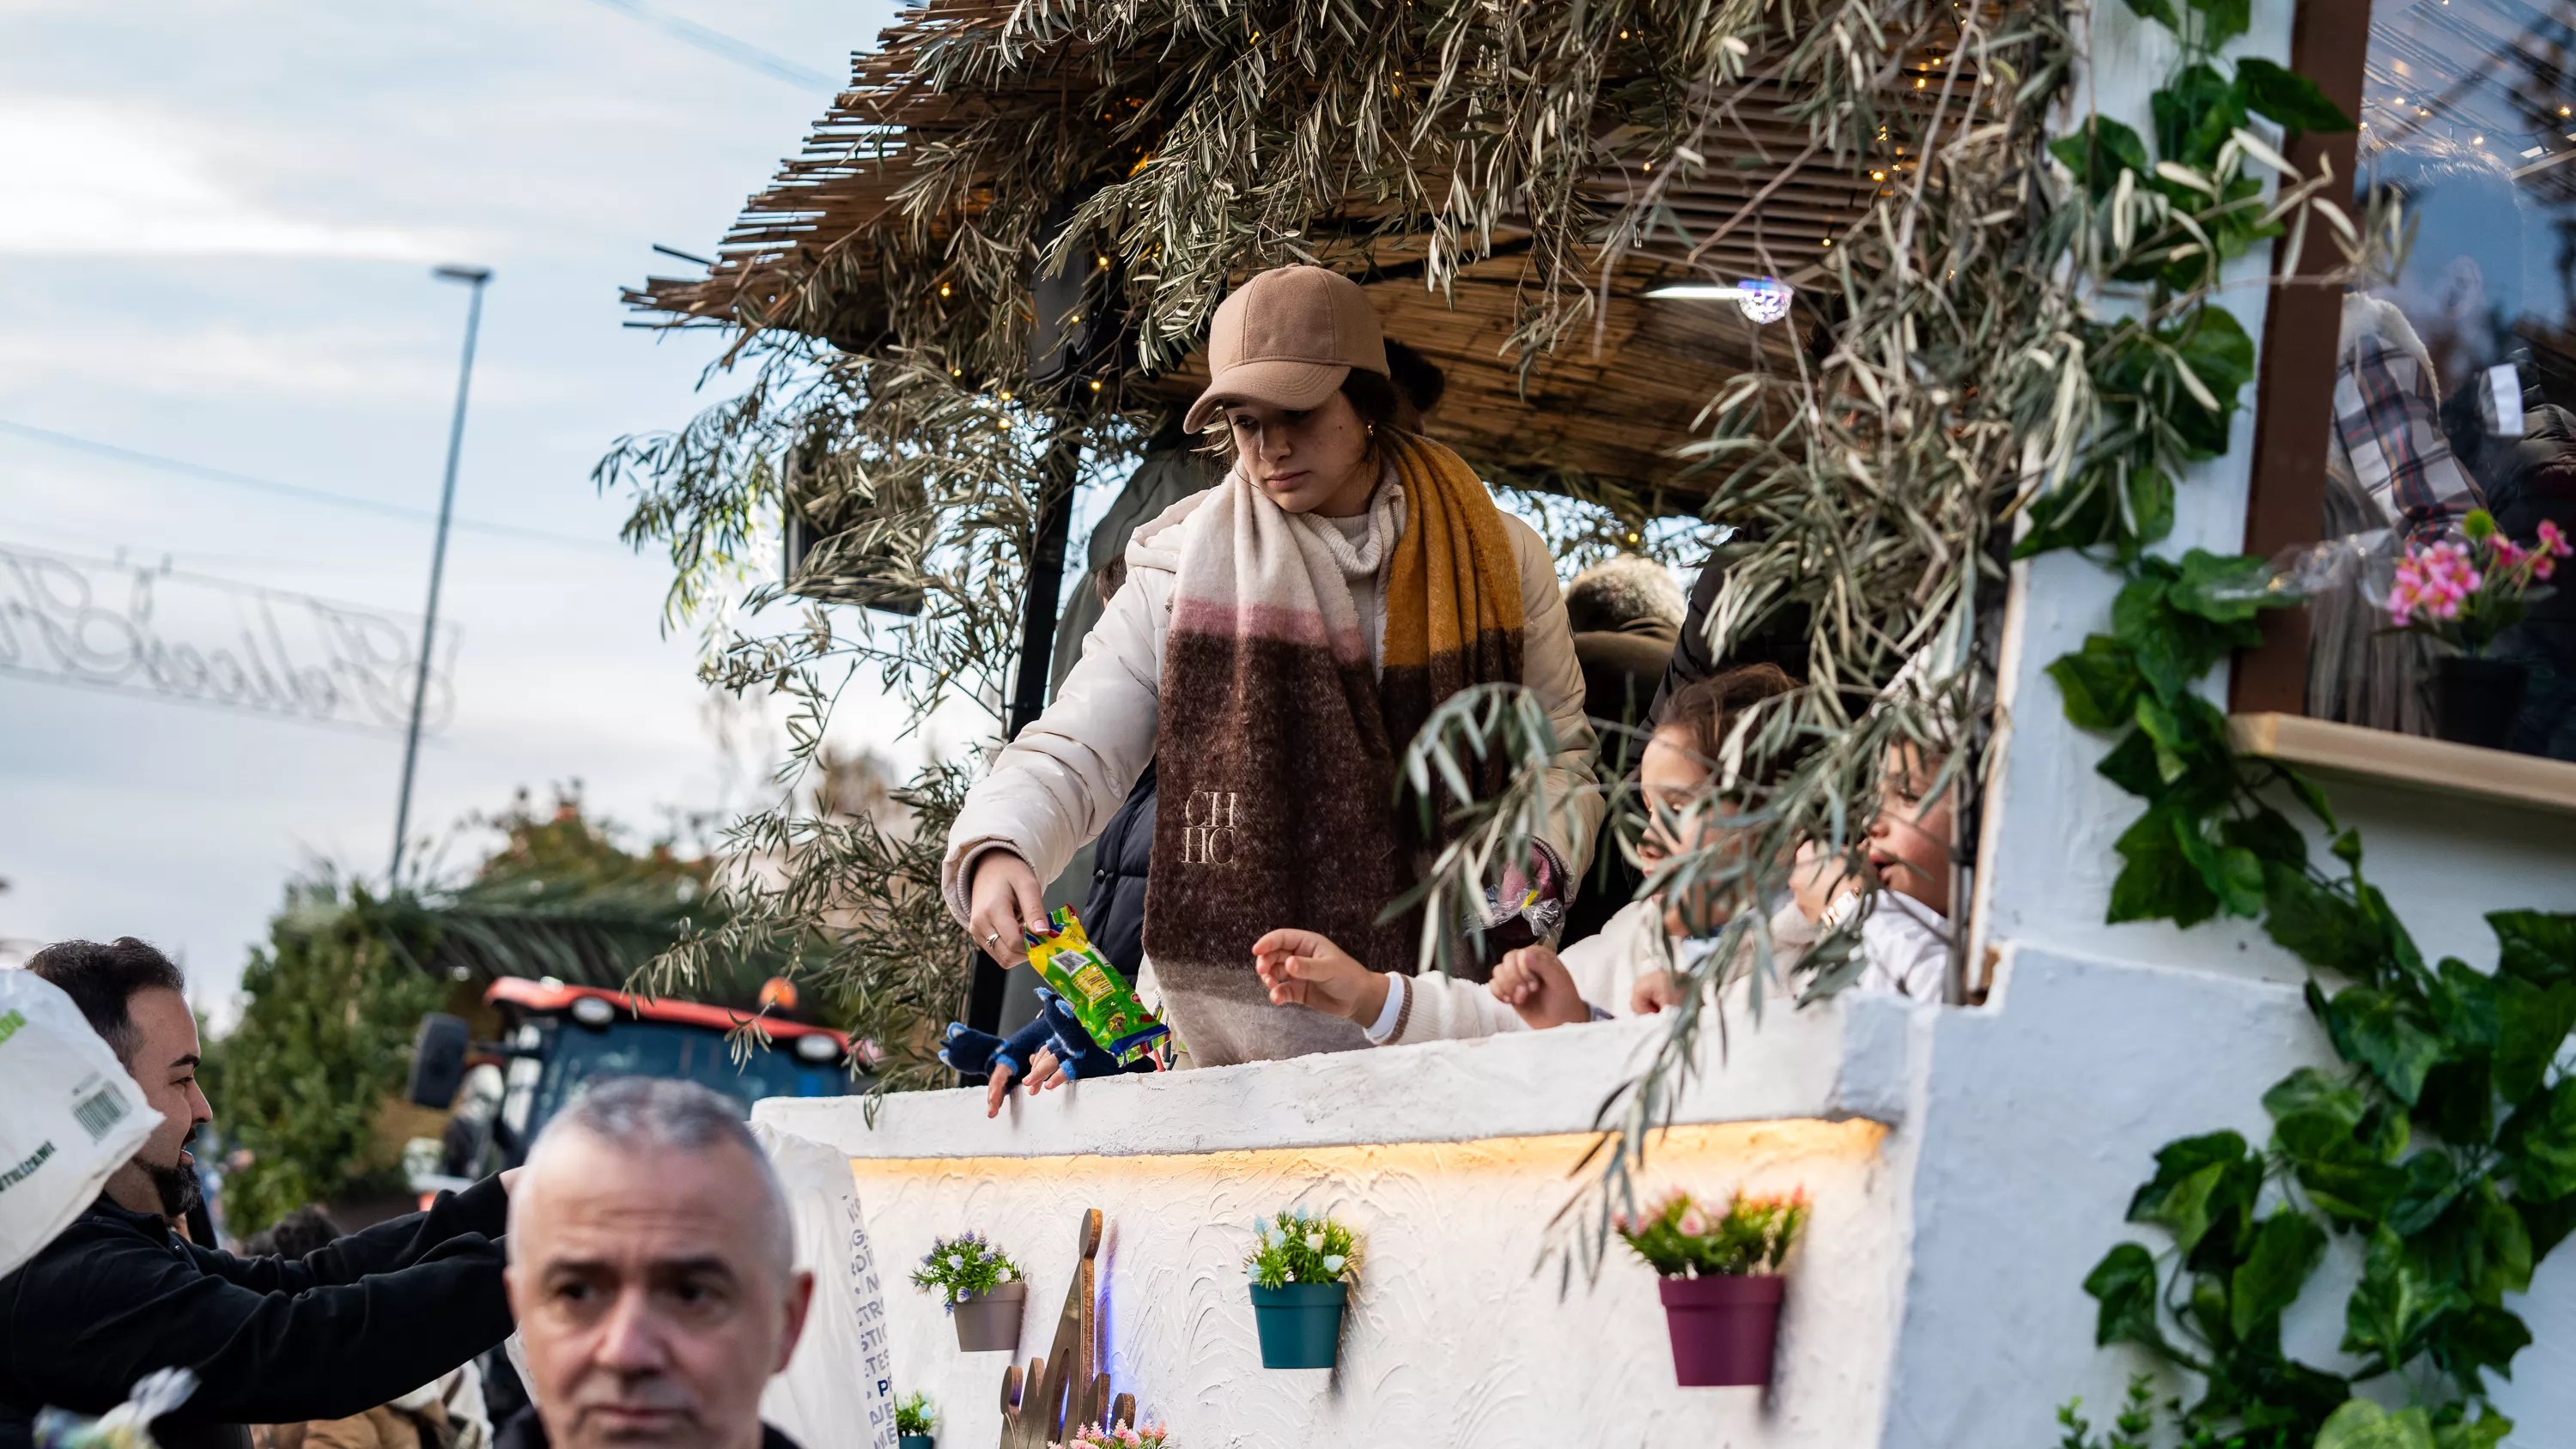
[941,473,1604,946]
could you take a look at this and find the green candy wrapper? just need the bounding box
[1023,906,1168,1064]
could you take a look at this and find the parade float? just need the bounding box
[612,2,2576,1444]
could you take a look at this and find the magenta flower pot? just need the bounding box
[1658,1274,1784,1387]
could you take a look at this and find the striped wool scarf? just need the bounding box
[1144,435,1524,1065]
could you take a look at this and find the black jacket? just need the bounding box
[1080,761,1157,976]
[496,1408,801,1449]
[0,1178,515,1449]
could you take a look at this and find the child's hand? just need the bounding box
[1790,841,1862,923]
[1631,971,1685,1016]
[1251,929,1388,1024]
[1489,945,1591,1029]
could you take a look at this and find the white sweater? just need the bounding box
[1370,889,1950,1044]
[940,468,1605,959]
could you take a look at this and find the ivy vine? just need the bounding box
[2044,3,2576,1446]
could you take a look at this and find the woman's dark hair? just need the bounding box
[1340,367,1406,461]
[1656,664,1803,785]
[1382,340,1447,415]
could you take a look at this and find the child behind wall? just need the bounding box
[1249,671,1960,1039]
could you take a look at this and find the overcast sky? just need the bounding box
[0,0,908,1019]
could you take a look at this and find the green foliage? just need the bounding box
[909,1232,1021,1307]
[206,794,737,1235]
[893,1391,936,1435]
[2037,5,2567,1444]
[1614,1187,1807,1278]
[1244,1207,1358,1290]
[204,876,452,1234]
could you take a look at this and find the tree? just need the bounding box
[205,790,738,1234]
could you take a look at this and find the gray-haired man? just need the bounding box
[506,1080,812,1449]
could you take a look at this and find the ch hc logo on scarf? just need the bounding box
[1180,790,1241,865]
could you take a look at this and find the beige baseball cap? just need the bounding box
[1184,265,1389,432]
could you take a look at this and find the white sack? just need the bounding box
[0,969,157,1278]
[751,1122,896,1449]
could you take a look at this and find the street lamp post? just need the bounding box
[389,264,491,885]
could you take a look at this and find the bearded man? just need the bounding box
[0,938,517,1449]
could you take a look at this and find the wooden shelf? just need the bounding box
[2227,712,2576,816]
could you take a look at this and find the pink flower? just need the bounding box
[1676,1207,1710,1237]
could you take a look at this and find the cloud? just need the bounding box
[0,96,447,258]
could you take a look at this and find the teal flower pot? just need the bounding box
[897,1437,934,1449]
[1249,1281,1347,1368]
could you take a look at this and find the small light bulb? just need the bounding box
[939,283,951,297]
[1090,379,1103,392]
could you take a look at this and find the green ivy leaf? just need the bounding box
[2427,958,2501,1053]
[2185,0,2251,46]
[2425,1302,2532,1394]
[2111,803,2221,926]
[2516,1191,2576,1260]
[2490,910,2576,986]
[2263,865,2383,978]
[2129,1131,2259,1259]
[2315,1400,2436,1449]
[2220,805,2306,870]
[2416,1057,2494,1151]
[2097,729,2166,798]
[2050,113,2152,201]
[2499,1076,2576,1201]
[2322,985,2445,1106]
[2122,0,2182,28]
[2235,57,2356,134]
[2431,1406,2514,1449]
[2164,308,2257,458]
[2386,1150,2464,1237]
[2493,975,2576,1106]
[2228,1209,2326,1339]
[2452,1181,2534,1304]
[2047,636,2144,730]
[2265,1066,2368,1148]
[2152,64,2249,173]
[2342,1227,2462,1371]
[2082,1240,2167,1350]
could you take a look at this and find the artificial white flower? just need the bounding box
[1305,1232,1324,1252]
[999,1264,1015,1281]
[1321,1254,1346,1275]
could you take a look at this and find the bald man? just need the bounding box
[505,1079,813,1449]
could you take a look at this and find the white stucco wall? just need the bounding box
[758,1002,1928,1448]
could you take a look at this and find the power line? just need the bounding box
[577,0,841,90]
[0,417,627,554]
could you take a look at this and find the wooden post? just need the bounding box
[967,413,1084,1040]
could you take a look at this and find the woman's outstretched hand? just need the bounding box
[1251,929,1388,1024]
[967,850,1048,964]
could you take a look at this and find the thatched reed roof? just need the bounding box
[626,1,1969,506]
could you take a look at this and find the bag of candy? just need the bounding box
[1022,906,1169,1066]
[34,1367,198,1449]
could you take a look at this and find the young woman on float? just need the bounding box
[943,264,1602,1069]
